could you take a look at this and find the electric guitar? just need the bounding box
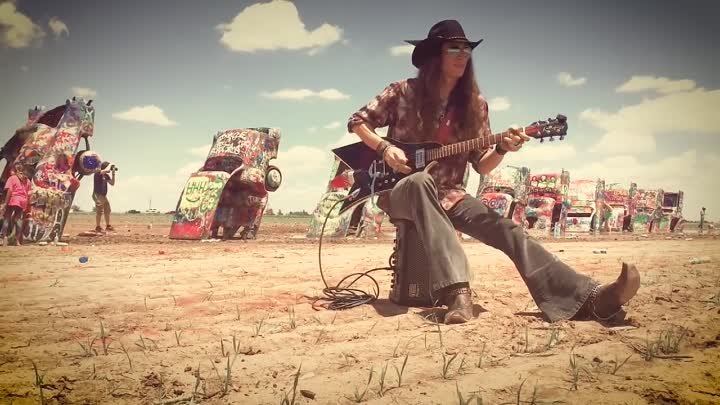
[331,114,568,214]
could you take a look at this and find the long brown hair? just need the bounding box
[412,55,484,141]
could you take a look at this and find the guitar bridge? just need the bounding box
[415,149,425,168]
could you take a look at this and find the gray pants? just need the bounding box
[386,172,597,322]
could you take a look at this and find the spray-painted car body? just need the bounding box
[475,165,530,226]
[631,188,664,233]
[525,170,570,237]
[0,98,95,243]
[169,128,282,240]
[600,182,636,232]
[566,179,601,233]
[306,156,387,238]
[658,190,685,232]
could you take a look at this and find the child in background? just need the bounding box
[1,164,32,246]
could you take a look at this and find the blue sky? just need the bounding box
[1,0,719,220]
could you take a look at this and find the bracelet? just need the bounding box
[376,140,392,158]
[495,144,507,155]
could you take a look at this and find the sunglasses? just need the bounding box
[445,46,472,56]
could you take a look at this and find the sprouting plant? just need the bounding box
[377,361,389,397]
[280,363,302,405]
[442,352,459,379]
[99,320,110,355]
[611,354,632,375]
[288,305,296,329]
[119,341,133,371]
[346,366,374,403]
[394,354,409,388]
[32,361,46,405]
[476,341,486,368]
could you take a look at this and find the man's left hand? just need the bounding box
[500,127,531,152]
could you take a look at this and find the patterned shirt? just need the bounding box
[347,78,493,211]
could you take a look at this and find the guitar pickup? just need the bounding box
[415,149,425,168]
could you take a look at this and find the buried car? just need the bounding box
[0,98,97,243]
[306,156,387,239]
[600,182,636,232]
[525,170,570,238]
[169,128,282,240]
[658,190,685,233]
[566,178,602,233]
[475,165,531,226]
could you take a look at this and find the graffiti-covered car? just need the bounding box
[475,165,530,226]
[169,128,282,240]
[566,179,601,233]
[631,188,664,233]
[0,98,96,243]
[525,170,570,238]
[601,182,636,232]
[658,190,685,232]
[306,156,387,238]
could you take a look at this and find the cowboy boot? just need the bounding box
[582,262,641,321]
[443,285,473,324]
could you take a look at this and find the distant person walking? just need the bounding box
[699,207,706,234]
[1,164,31,246]
[93,162,116,232]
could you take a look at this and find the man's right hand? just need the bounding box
[384,146,412,174]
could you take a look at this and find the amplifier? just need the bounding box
[388,220,437,307]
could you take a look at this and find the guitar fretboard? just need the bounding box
[427,128,530,161]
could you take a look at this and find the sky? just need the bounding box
[1,0,719,221]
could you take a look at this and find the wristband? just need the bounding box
[376,140,392,158]
[495,144,507,155]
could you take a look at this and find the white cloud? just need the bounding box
[48,17,68,37]
[488,97,510,112]
[307,126,318,133]
[389,44,414,56]
[188,144,211,158]
[216,0,343,53]
[0,2,45,48]
[616,75,696,94]
[20,65,29,72]
[581,86,720,154]
[556,72,587,87]
[260,88,349,101]
[112,105,178,127]
[323,121,341,130]
[71,87,97,99]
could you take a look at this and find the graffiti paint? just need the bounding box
[307,157,359,238]
[525,171,570,238]
[169,128,282,240]
[631,188,664,233]
[476,165,531,226]
[566,179,600,233]
[1,98,95,243]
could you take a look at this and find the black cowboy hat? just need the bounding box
[405,19,483,68]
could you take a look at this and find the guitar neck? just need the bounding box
[427,127,532,161]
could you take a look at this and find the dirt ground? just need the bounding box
[0,214,719,405]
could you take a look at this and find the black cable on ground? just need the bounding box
[312,195,393,311]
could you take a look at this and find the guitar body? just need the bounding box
[332,138,442,214]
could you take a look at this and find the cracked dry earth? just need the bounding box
[0,216,718,404]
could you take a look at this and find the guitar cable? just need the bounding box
[312,181,394,311]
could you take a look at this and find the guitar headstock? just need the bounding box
[526,114,568,143]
